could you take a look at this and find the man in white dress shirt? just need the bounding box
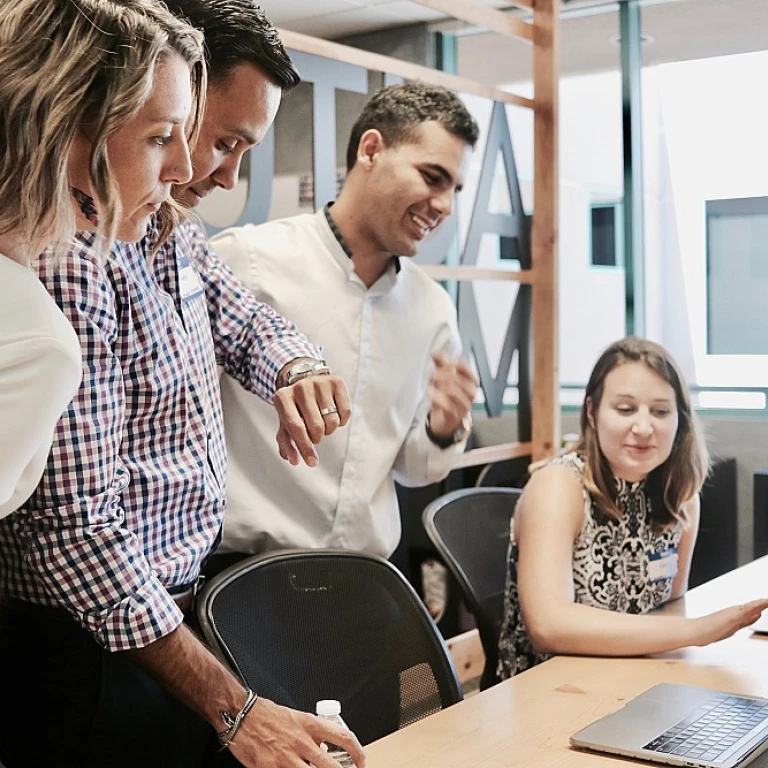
[210,83,479,562]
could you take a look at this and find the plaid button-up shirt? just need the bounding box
[0,218,321,651]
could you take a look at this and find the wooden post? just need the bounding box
[532,0,560,461]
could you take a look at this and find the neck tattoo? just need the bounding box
[70,187,99,227]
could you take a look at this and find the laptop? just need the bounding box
[570,683,768,767]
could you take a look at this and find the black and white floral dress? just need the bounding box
[496,452,682,681]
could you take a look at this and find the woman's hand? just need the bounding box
[692,598,768,646]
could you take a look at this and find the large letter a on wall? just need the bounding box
[459,101,531,430]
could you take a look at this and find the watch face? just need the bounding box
[285,359,329,387]
[290,361,315,376]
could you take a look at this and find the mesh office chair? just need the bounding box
[475,457,530,488]
[422,487,522,690]
[196,549,462,746]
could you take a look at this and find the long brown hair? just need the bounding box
[576,337,709,526]
[0,0,206,261]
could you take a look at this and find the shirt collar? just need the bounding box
[323,203,401,275]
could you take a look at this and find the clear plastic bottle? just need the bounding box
[315,699,355,767]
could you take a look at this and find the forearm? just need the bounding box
[221,306,322,403]
[123,622,247,728]
[126,623,369,768]
[189,221,321,402]
[526,601,704,658]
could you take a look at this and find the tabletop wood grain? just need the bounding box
[365,556,768,767]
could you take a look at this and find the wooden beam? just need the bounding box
[420,266,535,283]
[531,0,560,462]
[453,442,532,470]
[410,0,533,43]
[277,28,534,110]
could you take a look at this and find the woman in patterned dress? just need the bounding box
[497,337,768,681]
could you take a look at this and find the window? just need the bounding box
[706,197,768,354]
[590,202,623,267]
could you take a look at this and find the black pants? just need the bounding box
[0,600,241,768]
[202,551,251,582]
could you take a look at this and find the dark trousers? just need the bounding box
[202,551,251,582]
[0,600,241,768]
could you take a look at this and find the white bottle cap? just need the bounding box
[316,699,342,717]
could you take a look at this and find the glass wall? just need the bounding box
[457,6,625,405]
[642,50,768,404]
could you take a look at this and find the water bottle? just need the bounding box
[316,699,355,767]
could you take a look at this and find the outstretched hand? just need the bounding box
[695,598,768,646]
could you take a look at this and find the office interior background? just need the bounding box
[196,0,768,566]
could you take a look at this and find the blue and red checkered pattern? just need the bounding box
[0,218,320,651]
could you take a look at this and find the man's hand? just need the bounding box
[228,696,366,768]
[274,371,352,467]
[426,353,477,440]
[124,625,365,768]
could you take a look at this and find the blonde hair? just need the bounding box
[0,0,206,262]
[576,336,709,527]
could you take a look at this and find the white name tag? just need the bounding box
[178,255,204,303]
[648,547,679,583]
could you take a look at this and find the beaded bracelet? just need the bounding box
[217,688,258,750]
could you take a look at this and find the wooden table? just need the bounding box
[365,556,768,767]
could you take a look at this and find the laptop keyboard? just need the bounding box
[643,693,768,764]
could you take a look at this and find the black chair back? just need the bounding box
[422,487,521,690]
[196,549,462,746]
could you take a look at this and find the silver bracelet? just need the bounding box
[217,688,258,750]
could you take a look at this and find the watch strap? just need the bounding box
[425,413,471,449]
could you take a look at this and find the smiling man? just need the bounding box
[208,83,479,566]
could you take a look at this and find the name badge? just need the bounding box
[178,255,204,303]
[648,547,678,583]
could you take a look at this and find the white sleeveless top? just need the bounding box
[497,452,683,680]
[0,255,82,517]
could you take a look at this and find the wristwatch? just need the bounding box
[280,358,331,388]
[425,412,472,449]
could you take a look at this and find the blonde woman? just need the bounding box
[0,0,205,519]
[497,337,768,681]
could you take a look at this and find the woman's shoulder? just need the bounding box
[515,453,589,543]
[533,451,586,482]
[523,453,588,509]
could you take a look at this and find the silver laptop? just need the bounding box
[570,683,768,767]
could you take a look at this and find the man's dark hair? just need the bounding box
[165,0,300,89]
[346,82,479,172]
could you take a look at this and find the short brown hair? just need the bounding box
[165,0,300,89]
[346,82,479,172]
[576,336,709,527]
